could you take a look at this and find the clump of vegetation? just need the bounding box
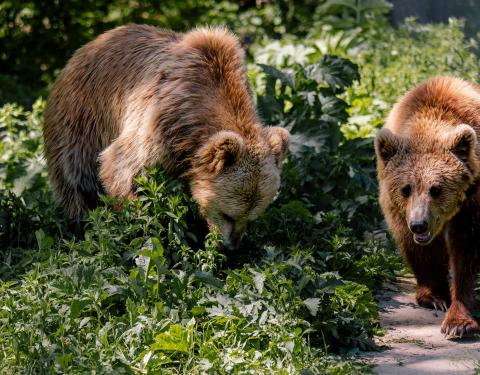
[0,55,402,373]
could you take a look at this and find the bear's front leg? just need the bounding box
[402,236,451,312]
[442,217,479,338]
[99,127,161,199]
[386,210,451,311]
[99,138,139,198]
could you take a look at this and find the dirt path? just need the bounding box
[362,276,480,375]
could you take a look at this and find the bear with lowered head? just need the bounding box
[43,25,289,250]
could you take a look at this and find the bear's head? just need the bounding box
[375,124,479,246]
[190,127,290,250]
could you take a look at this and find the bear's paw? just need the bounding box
[441,303,479,339]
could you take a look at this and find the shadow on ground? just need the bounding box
[361,277,480,375]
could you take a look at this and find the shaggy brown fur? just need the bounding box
[43,24,289,249]
[375,76,480,338]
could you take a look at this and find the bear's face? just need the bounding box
[384,154,470,245]
[191,128,290,250]
[376,124,478,246]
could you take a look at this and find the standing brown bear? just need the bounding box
[43,24,289,250]
[376,76,480,338]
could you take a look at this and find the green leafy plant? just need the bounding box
[314,0,392,30]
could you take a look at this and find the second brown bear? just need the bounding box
[376,76,480,338]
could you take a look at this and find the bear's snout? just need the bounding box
[410,220,428,234]
[407,194,435,245]
[224,229,245,251]
[408,219,432,245]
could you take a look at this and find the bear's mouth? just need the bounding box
[413,232,432,245]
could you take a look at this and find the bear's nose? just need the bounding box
[410,220,428,234]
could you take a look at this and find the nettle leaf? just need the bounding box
[251,270,266,294]
[304,298,321,317]
[192,270,224,289]
[318,94,348,122]
[190,305,206,316]
[258,63,296,87]
[305,55,359,92]
[257,94,284,125]
[126,297,138,324]
[35,229,53,250]
[136,237,166,279]
[289,118,326,139]
[70,299,89,318]
[151,324,188,353]
[280,200,312,219]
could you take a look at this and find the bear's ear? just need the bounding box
[375,128,400,164]
[448,124,477,165]
[264,126,290,166]
[196,131,245,174]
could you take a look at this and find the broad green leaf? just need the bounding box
[305,55,359,91]
[70,299,89,318]
[151,324,188,353]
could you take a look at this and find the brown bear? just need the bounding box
[375,76,480,338]
[43,24,289,250]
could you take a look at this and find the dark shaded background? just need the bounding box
[1,0,478,106]
[391,0,480,36]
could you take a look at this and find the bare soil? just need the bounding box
[362,276,480,375]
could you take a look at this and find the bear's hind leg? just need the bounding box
[52,176,100,237]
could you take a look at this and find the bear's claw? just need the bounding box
[441,318,479,339]
[432,301,448,313]
[417,294,449,313]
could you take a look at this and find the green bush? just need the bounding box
[252,56,380,234]
[0,100,66,251]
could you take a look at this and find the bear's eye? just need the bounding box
[222,213,235,224]
[401,185,411,198]
[430,186,442,198]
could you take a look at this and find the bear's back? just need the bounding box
[385,76,480,141]
[45,25,178,141]
[44,24,254,146]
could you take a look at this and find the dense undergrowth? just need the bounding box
[2,1,480,373]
